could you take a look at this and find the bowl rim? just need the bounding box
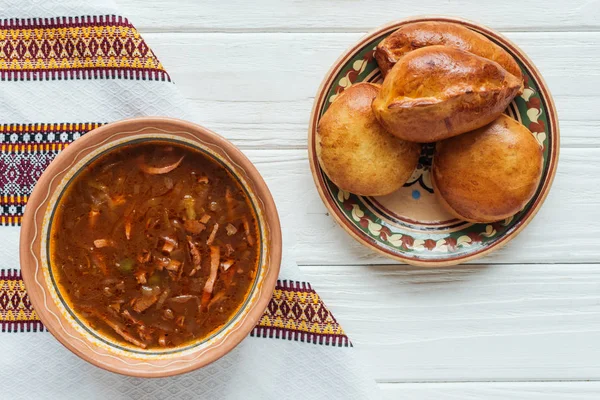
[19,116,282,377]
[307,15,560,267]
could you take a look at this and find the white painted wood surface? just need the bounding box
[116,1,600,398]
[380,382,600,399]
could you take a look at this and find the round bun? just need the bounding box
[432,114,543,223]
[316,82,421,196]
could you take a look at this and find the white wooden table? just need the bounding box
[116,1,600,398]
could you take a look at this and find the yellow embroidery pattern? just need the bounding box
[0,15,169,80]
[0,270,42,332]
[0,273,350,345]
[252,280,350,346]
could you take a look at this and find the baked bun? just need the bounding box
[372,46,522,143]
[316,82,421,196]
[375,21,523,86]
[432,114,543,223]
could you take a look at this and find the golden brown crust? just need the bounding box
[375,21,523,86]
[316,82,421,196]
[432,114,543,223]
[372,46,522,143]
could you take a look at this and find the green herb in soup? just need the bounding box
[50,142,259,349]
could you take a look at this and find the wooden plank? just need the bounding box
[242,148,600,265]
[379,382,600,399]
[302,263,600,381]
[142,32,600,149]
[118,0,600,32]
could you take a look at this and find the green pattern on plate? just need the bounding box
[317,31,552,260]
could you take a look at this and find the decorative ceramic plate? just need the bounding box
[308,17,559,266]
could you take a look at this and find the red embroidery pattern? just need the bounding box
[0,270,43,332]
[0,271,350,346]
[0,123,104,225]
[0,15,170,81]
[251,280,350,347]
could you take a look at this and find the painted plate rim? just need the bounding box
[307,15,560,267]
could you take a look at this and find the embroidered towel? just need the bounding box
[0,1,379,398]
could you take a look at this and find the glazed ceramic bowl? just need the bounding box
[308,16,559,266]
[19,117,282,377]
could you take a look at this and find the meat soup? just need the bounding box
[50,141,259,349]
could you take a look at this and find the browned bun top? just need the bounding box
[432,114,543,223]
[372,45,522,143]
[375,21,523,87]
[316,82,421,196]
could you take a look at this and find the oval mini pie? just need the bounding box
[372,45,523,143]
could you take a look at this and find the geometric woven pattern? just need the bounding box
[0,15,170,81]
[0,122,104,225]
[0,271,349,346]
[251,280,350,347]
[0,270,43,332]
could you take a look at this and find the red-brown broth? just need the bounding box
[50,142,259,349]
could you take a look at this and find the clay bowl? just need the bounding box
[19,117,282,377]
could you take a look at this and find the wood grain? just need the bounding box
[241,148,600,265]
[118,0,600,32]
[380,382,600,399]
[142,32,600,149]
[302,263,600,381]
